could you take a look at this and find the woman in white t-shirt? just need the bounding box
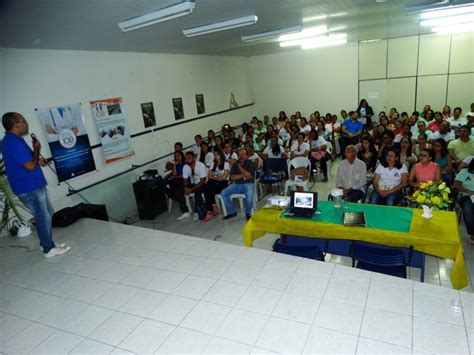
[263,137,286,159]
[198,142,214,169]
[370,148,408,206]
[290,132,310,159]
[203,150,229,221]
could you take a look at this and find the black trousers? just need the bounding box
[167,180,203,213]
[339,136,359,155]
[204,180,228,211]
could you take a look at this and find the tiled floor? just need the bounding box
[0,218,472,354]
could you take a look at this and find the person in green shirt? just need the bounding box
[448,126,474,166]
[454,159,474,245]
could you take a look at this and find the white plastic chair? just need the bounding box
[168,193,194,213]
[285,157,312,195]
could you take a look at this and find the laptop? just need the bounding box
[286,191,318,218]
[343,212,367,227]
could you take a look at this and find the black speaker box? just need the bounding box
[133,178,168,220]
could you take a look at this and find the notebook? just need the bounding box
[286,191,318,218]
[343,212,367,227]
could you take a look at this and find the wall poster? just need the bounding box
[195,94,205,114]
[36,103,96,182]
[172,97,184,120]
[141,102,156,128]
[90,97,134,164]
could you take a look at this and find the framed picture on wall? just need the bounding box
[141,102,156,128]
[195,94,205,114]
[172,97,184,120]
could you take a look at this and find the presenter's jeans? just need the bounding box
[221,183,254,216]
[18,187,55,253]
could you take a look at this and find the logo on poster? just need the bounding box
[59,129,77,149]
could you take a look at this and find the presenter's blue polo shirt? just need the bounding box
[1,132,47,195]
[342,119,363,137]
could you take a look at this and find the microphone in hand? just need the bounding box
[30,133,37,143]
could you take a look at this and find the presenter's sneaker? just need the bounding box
[177,212,190,221]
[40,243,66,252]
[193,213,199,222]
[223,213,237,220]
[44,245,71,258]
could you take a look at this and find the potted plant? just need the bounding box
[409,181,452,218]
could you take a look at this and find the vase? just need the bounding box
[421,204,433,219]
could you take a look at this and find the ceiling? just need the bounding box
[0,0,472,57]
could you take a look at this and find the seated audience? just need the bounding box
[223,143,238,165]
[394,124,412,143]
[448,125,473,167]
[225,130,240,149]
[214,135,225,152]
[263,137,286,159]
[198,141,214,168]
[453,160,474,245]
[336,145,367,202]
[340,111,363,153]
[377,130,397,165]
[245,144,263,170]
[432,139,453,184]
[399,137,417,169]
[431,121,455,142]
[279,121,291,142]
[459,155,474,171]
[203,150,230,221]
[192,135,202,156]
[290,132,310,159]
[166,151,186,212]
[413,133,432,157]
[177,152,208,221]
[448,107,466,129]
[370,148,408,206]
[165,141,184,171]
[442,105,451,120]
[207,129,216,148]
[221,149,255,221]
[308,130,330,181]
[299,117,312,134]
[357,137,378,176]
[408,149,441,188]
[427,111,443,132]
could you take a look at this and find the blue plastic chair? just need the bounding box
[260,158,287,196]
[350,241,413,278]
[273,238,325,261]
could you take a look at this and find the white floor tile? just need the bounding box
[333,263,372,282]
[181,301,231,335]
[356,337,411,354]
[156,327,211,353]
[273,291,321,324]
[324,277,369,306]
[204,337,253,354]
[366,284,413,316]
[37,298,88,328]
[33,329,84,354]
[145,269,188,293]
[414,292,465,326]
[184,239,219,258]
[69,278,115,303]
[119,319,175,353]
[216,308,269,345]
[76,258,115,278]
[251,265,294,290]
[63,304,115,337]
[208,243,245,261]
[0,312,32,346]
[95,262,137,283]
[148,294,197,325]
[303,326,358,354]
[119,247,156,266]
[314,298,364,335]
[89,311,143,347]
[414,280,460,299]
[203,279,249,306]
[2,322,56,354]
[119,266,161,288]
[286,271,331,297]
[172,274,216,299]
[236,248,272,266]
[360,308,412,348]
[192,258,233,279]
[119,289,167,317]
[236,285,283,315]
[221,262,262,284]
[266,252,302,271]
[297,258,335,276]
[370,272,414,290]
[93,284,140,310]
[13,292,64,321]
[70,338,114,354]
[165,254,205,274]
[255,316,310,354]
[413,317,470,354]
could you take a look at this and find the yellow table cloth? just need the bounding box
[242,206,468,290]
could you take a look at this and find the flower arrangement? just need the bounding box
[410,181,452,210]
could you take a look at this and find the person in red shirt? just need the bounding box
[427,111,444,132]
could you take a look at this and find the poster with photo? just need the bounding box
[36,103,96,182]
[172,97,184,120]
[141,102,156,128]
[90,97,135,164]
[195,94,205,114]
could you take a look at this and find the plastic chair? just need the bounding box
[272,238,325,261]
[260,158,287,196]
[284,157,312,195]
[350,241,413,279]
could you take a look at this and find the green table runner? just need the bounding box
[281,201,413,233]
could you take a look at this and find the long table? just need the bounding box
[242,203,468,289]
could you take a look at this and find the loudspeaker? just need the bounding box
[133,178,168,220]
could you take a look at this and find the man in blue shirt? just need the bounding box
[340,111,363,154]
[2,112,70,257]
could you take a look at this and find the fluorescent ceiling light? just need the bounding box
[280,33,347,48]
[183,15,257,37]
[118,1,195,32]
[329,12,347,17]
[303,14,328,22]
[241,26,302,43]
[302,38,347,50]
[421,13,474,26]
[432,23,474,34]
[360,38,382,43]
[278,25,327,42]
[420,4,474,19]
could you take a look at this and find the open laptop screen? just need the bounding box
[293,192,315,209]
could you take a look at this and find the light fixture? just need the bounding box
[360,38,382,43]
[432,23,474,35]
[421,13,474,26]
[241,26,302,42]
[118,1,195,32]
[303,14,328,22]
[301,33,347,49]
[420,3,474,19]
[183,15,258,37]
[278,25,327,42]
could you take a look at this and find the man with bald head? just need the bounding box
[1,112,70,257]
[336,145,367,202]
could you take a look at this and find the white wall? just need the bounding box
[0,48,253,217]
[248,43,359,119]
